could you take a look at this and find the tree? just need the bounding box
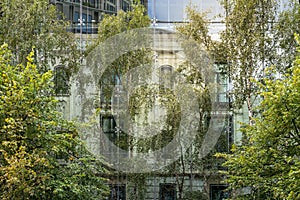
[217,36,300,200]
[0,0,80,73]
[273,0,300,72]
[176,6,231,199]
[90,3,215,199]
[86,2,152,200]
[220,0,278,124]
[0,44,108,200]
[220,0,300,124]
[177,6,227,64]
[88,0,151,73]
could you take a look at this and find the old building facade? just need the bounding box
[51,1,246,199]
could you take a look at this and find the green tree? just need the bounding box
[88,0,151,74]
[0,44,108,200]
[177,6,227,63]
[90,3,214,199]
[220,0,278,124]
[0,0,79,73]
[220,0,300,123]
[217,36,300,200]
[274,0,300,72]
[176,7,230,199]
[88,2,152,200]
[176,1,300,199]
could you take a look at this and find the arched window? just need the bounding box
[54,65,69,96]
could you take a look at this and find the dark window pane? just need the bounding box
[54,65,69,96]
[159,183,176,200]
[108,184,126,200]
[210,185,229,200]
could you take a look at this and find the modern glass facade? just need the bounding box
[51,0,147,33]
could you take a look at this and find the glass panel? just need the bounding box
[74,11,79,22]
[210,185,228,200]
[101,116,116,133]
[218,93,227,103]
[108,184,126,200]
[159,184,176,200]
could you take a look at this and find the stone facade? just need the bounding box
[52,27,242,199]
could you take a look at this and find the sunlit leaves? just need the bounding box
[0,0,80,74]
[218,37,300,199]
[0,46,108,199]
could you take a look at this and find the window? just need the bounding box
[89,0,95,7]
[74,11,79,23]
[100,115,116,134]
[82,13,87,32]
[108,184,126,200]
[122,1,130,11]
[55,3,63,19]
[54,65,69,96]
[215,114,234,154]
[107,5,116,12]
[74,12,93,33]
[108,0,116,4]
[210,184,229,200]
[216,72,228,103]
[100,115,128,153]
[160,65,173,90]
[100,72,121,110]
[56,100,67,114]
[159,183,176,200]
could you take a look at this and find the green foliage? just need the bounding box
[89,1,150,52]
[95,1,151,79]
[126,173,148,200]
[95,1,152,150]
[0,44,108,199]
[176,8,215,154]
[220,0,277,115]
[177,6,213,51]
[177,6,227,64]
[98,2,150,41]
[217,37,300,199]
[274,0,300,71]
[172,6,231,199]
[0,0,80,74]
[183,191,208,200]
[220,0,300,118]
[92,3,153,199]
[129,85,181,152]
[94,0,152,111]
